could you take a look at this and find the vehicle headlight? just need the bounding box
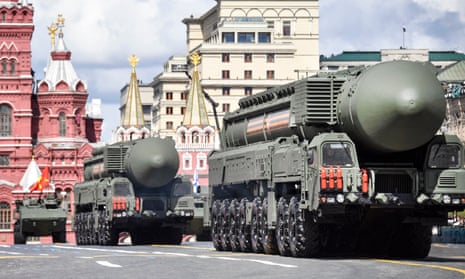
[443,195,451,204]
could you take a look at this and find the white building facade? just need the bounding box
[151,0,320,139]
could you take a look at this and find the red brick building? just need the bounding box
[0,1,102,244]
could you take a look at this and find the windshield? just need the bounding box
[322,142,354,167]
[173,182,193,196]
[113,181,133,197]
[428,144,461,169]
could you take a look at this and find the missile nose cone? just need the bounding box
[150,154,165,169]
[339,61,446,152]
[397,90,423,115]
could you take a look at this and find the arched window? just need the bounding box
[192,131,200,143]
[1,60,7,75]
[0,202,11,230]
[59,112,66,136]
[205,132,211,144]
[0,105,12,136]
[10,60,15,75]
[181,132,186,143]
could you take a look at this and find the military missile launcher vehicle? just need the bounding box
[206,60,465,258]
[14,193,67,244]
[73,137,195,245]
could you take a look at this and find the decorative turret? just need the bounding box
[113,55,150,142]
[182,53,210,128]
[121,54,145,128]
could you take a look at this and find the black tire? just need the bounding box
[165,228,183,245]
[211,200,222,251]
[250,197,264,253]
[52,230,66,243]
[14,223,26,245]
[238,198,251,252]
[262,198,278,255]
[229,199,241,252]
[276,197,291,256]
[389,224,432,259]
[219,199,232,251]
[289,197,321,257]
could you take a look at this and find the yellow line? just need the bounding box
[377,259,465,278]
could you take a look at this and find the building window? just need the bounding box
[0,105,11,136]
[199,159,205,169]
[222,32,234,43]
[180,132,186,143]
[244,87,252,96]
[267,54,275,63]
[59,112,66,136]
[166,121,173,129]
[181,106,186,115]
[166,107,173,115]
[244,70,252,80]
[184,159,191,169]
[0,155,9,166]
[267,20,274,29]
[181,92,187,100]
[205,132,211,144]
[222,70,230,79]
[283,21,291,36]
[0,202,10,230]
[192,131,200,143]
[244,53,252,63]
[1,60,6,75]
[10,61,15,75]
[238,32,255,43]
[258,32,271,43]
[222,103,230,112]
[267,70,275,79]
[1,12,6,23]
[166,92,173,100]
[183,153,192,170]
[222,87,230,96]
[222,53,230,63]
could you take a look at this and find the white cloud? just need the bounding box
[28,0,465,142]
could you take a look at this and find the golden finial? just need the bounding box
[128,54,139,70]
[47,22,58,46]
[190,53,201,71]
[56,14,65,27]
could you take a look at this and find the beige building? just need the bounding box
[151,0,320,139]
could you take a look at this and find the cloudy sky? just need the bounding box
[30,0,465,143]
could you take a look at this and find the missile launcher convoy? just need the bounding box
[73,137,195,245]
[204,61,465,258]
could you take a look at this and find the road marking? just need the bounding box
[377,259,465,277]
[53,245,147,254]
[96,261,122,268]
[0,251,22,255]
[152,251,190,257]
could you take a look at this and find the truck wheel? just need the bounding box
[289,197,321,257]
[229,199,240,251]
[219,199,232,251]
[389,224,432,258]
[250,197,264,253]
[52,230,66,243]
[276,197,291,256]
[238,198,251,252]
[262,198,278,255]
[211,200,222,251]
[14,223,26,245]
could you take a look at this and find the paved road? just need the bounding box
[1,242,465,279]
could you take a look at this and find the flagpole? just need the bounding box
[402,26,406,49]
